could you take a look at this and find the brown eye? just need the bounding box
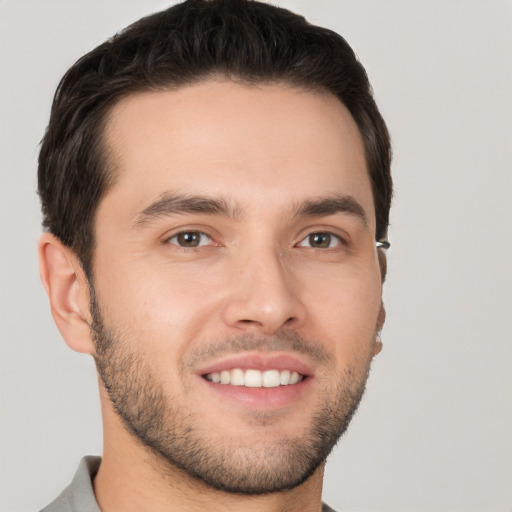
[168,231,211,248]
[297,232,342,249]
[309,233,331,248]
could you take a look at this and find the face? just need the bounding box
[90,80,384,493]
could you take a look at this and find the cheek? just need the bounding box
[93,246,382,366]
[300,266,382,356]
[94,258,226,349]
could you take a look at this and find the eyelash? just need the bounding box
[165,230,347,250]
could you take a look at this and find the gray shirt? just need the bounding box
[40,457,101,512]
[40,456,337,512]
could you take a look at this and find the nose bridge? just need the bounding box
[222,240,304,333]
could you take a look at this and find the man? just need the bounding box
[37,0,392,510]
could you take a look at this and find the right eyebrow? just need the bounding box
[131,193,243,228]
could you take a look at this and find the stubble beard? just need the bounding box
[90,290,375,495]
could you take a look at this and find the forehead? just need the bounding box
[101,80,374,225]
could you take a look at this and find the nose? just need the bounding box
[221,248,306,335]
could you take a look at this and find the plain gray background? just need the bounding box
[1,1,511,511]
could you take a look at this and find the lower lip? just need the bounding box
[199,376,312,409]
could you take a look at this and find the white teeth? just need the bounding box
[231,368,245,386]
[280,369,291,385]
[205,369,304,387]
[262,370,280,388]
[245,369,262,387]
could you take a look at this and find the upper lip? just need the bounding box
[196,352,314,377]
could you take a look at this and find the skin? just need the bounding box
[39,80,385,512]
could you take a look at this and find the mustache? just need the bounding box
[182,331,333,369]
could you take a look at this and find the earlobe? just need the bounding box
[38,233,95,355]
[373,337,383,356]
[373,303,386,356]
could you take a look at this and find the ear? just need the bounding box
[38,233,96,355]
[373,302,386,356]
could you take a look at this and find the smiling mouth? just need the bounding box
[203,369,305,388]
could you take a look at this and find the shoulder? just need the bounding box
[39,485,73,512]
[39,456,101,512]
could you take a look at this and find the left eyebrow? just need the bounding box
[132,192,243,228]
[294,195,369,228]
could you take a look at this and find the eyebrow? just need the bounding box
[132,193,243,227]
[132,192,368,230]
[294,195,369,227]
